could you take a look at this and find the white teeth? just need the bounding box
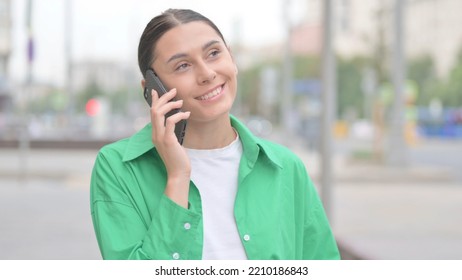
[197,86,222,100]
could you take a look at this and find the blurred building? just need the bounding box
[0,0,12,111]
[0,0,10,75]
[72,60,139,93]
[405,0,462,76]
[290,0,462,77]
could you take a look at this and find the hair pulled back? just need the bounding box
[137,9,226,77]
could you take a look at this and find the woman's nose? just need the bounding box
[196,62,216,84]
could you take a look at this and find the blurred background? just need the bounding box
[0,0,461,259]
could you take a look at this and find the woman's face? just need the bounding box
[150,21,237,123]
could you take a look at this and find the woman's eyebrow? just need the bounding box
[167,53,187,64]
[202,40,221,51]
[166,40,221,64]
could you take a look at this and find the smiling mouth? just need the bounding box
[196,85,224,101]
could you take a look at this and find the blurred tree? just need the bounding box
[28,89,67,114]
[239,59,280,117]
[369,4,389,86]
[236,47,462,125]
[239,56,322,119]
[337,56,367,119]
[239,54,370,121]
[440,49,462,107]
[292,55,321,79]
[110,87,136,115]
[76,80,105,114]
[407,55,440,107]
[239,65,260,116]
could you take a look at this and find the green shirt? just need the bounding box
[90,115,340,260]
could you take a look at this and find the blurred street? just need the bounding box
[0,149,101,259]
[289,136,462,260]
[2,0,462,261]
[1,134,461,260]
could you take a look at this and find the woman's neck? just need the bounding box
[182,114,236,150]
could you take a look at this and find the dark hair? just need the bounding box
[137,9,227,78]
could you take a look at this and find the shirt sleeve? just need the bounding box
[295,159,341,260]
[302,189,341,260]
[90,151,202,260]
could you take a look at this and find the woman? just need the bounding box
[90,8,340,260]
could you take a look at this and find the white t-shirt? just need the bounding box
[185,133,247,260]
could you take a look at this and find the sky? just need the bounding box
[9,0,309,87]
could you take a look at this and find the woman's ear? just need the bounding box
[141,79,146,89]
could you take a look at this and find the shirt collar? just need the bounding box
[230,115,283,169]
[122,115,283,168]
[122,123,154,162]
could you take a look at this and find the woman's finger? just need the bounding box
[156,100,184,119]
[153,88,177,107]
[164,111,190,141]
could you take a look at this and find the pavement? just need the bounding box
[288,139,462,260]
[0,136,461,260]
[0,149,101,260]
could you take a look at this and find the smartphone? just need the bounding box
[144,68,187,145]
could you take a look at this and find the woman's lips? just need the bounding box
[196,85,224,101]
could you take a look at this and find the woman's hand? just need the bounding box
[150,88,191,208]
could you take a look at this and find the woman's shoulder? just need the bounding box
[257,137,306,168]
[258,137,295,155]
[97,138,130,160]
[97,123,153,162]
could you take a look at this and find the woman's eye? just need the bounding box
[209,50,220,58]
[175,63,189,71]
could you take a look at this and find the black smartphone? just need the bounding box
[144,68,187,145]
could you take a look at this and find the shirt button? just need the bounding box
[184,223,191,230]
[243,234,250,241]
[172,252,180,260]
